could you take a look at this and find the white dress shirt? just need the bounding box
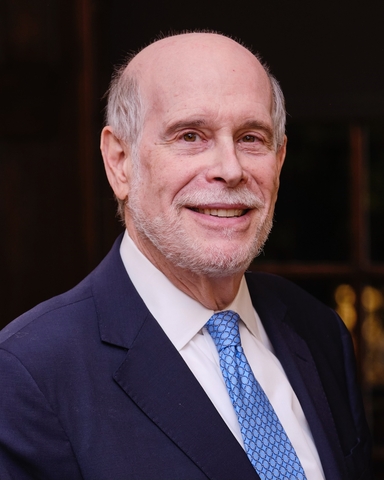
[120,231,325,479]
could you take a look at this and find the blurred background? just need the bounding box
[1,0,384,475]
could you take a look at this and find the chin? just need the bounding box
[172,239,266,278]
[146,227,270,278]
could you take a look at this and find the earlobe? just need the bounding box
[100,127,132,200]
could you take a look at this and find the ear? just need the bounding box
[276,135,287,174]
[100,126,132,201]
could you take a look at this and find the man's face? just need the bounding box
[125,35,286,277]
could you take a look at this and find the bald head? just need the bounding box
[128,33,269,94]
[106,33,286,153]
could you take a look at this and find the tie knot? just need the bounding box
[205,310,241,351]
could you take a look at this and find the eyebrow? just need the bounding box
[237,120,274,141]
[162,118,274,141]
[162,119,207,139]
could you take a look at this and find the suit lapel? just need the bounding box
[114,312,259,480]
[92,237,259,480]
[246,273,347,479]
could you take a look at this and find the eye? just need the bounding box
[183,132,198,142]
[242,134,256,142]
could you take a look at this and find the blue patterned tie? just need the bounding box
[206,310,307,480]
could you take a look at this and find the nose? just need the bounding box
[206,139,247,188]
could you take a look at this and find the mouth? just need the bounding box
[189,207,248,218]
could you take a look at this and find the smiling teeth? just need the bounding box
[199,208,244,217]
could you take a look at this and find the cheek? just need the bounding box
[139,147,200,202]
[135,165,181,216]
[136,149,167,197]
[249,163,281,197]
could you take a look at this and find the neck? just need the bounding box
[155,262,243,311]
[127,228,243,310]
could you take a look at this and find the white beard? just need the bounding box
[127,178,273,278]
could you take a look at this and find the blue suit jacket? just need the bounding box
[0,236,372,479]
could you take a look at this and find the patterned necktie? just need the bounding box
[206,310,307,480]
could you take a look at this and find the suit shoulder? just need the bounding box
[245,271,343,335]
[0,274,94,349]
[246,271,329,308]
[0,235,125,346]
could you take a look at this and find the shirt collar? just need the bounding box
[119,230,261,350]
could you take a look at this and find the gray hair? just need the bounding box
[105,35,286,222]
[106,61,144,155]
[268,74,286,150]
[105,60,144,221]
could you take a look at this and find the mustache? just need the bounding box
[175,187,265,209]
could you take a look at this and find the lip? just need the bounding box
[189,207,248,217]
[185,205,254,227]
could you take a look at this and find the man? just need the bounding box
[0,33,372,479]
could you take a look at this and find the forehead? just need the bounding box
[130,34,273,125]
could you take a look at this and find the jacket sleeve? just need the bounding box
[0,348,83,480]
[337,319,373,479]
